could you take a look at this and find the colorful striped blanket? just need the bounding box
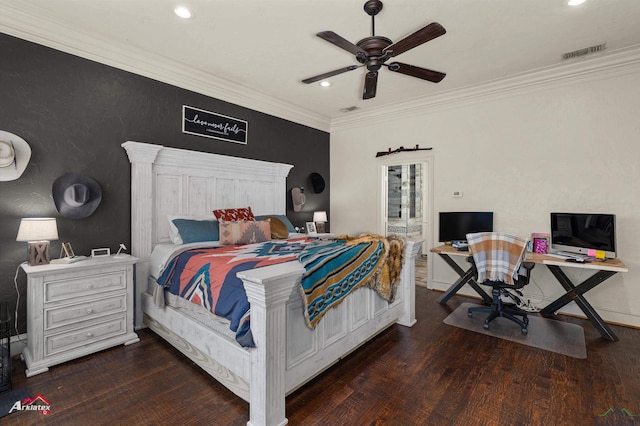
[156,238,311,347]
[156,235,405,347]
[298,234,405,328]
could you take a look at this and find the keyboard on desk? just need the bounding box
[555,251,589,259]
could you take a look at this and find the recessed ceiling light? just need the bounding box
[568,0,586,6]
[174,6,193,19]
[319,81,331,87]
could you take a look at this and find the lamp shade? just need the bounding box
[313,211,327,223]
[16,218,59,242]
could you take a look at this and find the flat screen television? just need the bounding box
[550,212,617,258]
[438,212,494,243]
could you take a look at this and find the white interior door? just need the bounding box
[378,153,433,257]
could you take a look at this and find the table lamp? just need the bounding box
[16,218,59,266]
[313,211,327,233]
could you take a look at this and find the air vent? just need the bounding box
[340,106,359,113]
[561,43,606,60]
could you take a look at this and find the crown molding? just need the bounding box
[3,4,639,135]
[330,45,640,132]
[0,4,332,132]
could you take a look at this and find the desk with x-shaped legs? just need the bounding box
[432,245,628,341]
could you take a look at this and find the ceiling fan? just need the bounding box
[302,0,446,100]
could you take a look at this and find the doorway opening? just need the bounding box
[378,154,433,287]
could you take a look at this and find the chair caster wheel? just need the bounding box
[483,322,489,330]
[522,328,528,335]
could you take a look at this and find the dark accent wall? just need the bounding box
[0,33,329,335]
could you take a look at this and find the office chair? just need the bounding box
[466,232,534,334]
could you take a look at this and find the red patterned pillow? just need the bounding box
[212,207,255,222]
[219,220,271,245]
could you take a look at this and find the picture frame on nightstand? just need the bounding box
[61,242,75,258]
[306,222,317,235]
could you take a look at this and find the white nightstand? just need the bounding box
[20,255,140,377]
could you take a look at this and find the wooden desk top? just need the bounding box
[430,244,471,257]
[525,252,628,272]
[431,245,628,273]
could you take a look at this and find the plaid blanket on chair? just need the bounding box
[466,232,527,285]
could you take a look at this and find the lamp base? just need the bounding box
[316,222,326,233]
[27,241,51,266]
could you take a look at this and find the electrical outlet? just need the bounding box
[452,191,463,198]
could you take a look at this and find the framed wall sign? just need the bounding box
[182,105,248,144]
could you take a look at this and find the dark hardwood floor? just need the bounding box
[8,287,640,425]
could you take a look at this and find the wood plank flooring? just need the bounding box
[8,287,640,425]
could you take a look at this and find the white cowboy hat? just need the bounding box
[0,130,31,181]
[291,187,306,212]
[52,173,102,219]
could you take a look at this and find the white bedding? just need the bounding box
[149,241,221,279]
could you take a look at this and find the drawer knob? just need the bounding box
[87,284,93,289]
[86,308,94,314]
[86,332,94,337]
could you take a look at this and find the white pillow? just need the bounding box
[167,215,217,245]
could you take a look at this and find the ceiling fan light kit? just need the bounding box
[302,0,446,100]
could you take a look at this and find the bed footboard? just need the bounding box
[238,239,420,426]
[240,262,305,426]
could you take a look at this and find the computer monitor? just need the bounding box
[550,212,617,258]
[438,212,494,243]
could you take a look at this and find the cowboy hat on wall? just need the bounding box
[0,130,31,181]
[53,173,102,219]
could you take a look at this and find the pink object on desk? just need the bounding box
[533,238,547,254]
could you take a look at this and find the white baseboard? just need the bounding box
[10,333,27,358]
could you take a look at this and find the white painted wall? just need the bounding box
[330,59,640,328]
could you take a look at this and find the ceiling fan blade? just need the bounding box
[302,65,362,84]
[386,62,446,83]
[317,31,368,60]
[363,72,378,100]
[383,22,446,57]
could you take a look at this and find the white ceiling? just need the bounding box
[2,0,640,130]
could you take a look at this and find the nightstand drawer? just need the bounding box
[44,271,127,303]
[44,316,126,357]
[45,295,127,331]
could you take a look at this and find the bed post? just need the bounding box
[239,262,305,426]
[397,239,422,327]
[122,141,163,328]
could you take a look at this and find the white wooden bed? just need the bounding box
[122,141,420,426]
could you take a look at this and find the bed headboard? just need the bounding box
[122,141,293,326]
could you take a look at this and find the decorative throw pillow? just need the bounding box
[171,218,220,244]
[219,220,271,245]
[168,215,218,244]
[255,214,296,233]
[212,207,255,222]
[265,216,289,239]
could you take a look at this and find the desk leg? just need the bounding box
[437,254,492,304]
[540,266,618,342]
